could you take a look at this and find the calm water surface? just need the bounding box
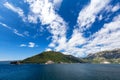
[0,64,120,80]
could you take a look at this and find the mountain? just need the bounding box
[85,49,120,64]
[19,51,84,64]
[11,49,120,64]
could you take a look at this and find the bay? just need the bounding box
[0,64,120,80]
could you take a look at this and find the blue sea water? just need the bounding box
[0,64,120,80]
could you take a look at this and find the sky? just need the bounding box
[0,0,120,60]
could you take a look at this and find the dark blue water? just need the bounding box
[0,64,120,80]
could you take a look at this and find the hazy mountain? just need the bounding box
[85,49,120,64]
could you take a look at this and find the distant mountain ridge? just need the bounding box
[20,51,84,64]
[85,49,120,64]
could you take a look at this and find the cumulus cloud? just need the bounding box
[77,0,110,31]
[50,0,111,57]
[25,0,67,50]
[25,0,56,24]
[4,2,26,21]
[61,14,120,57]
[81,14,120,54]
[4,0,119,57]
[28,42,35,48]
[20,44,27,47]
[54,28,86,57]
[49,0,120,57]
[23,0,120,57]
[20,42,37,48]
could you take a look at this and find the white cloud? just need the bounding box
[49,0,120,57]
[52,0,111,57]
[28,42,35,48]
[112,3,120,12]
[105,3,120,13]
[98,15,103,21]
[61,14,120,57]
[48,16,67,49]
[77,0,110,31]
[49,43,56,47]
[45,48,52,51]
[105,5,113,13]
[81,14,120,55]
[20,44,27,47]
[0,22,12,29]
[25,0,67,51]
[27,15,38,23]
[67,29,85,47]
[13,29,24,37]
[25,0,56,24]
[20,42,37,48]
[4,2,26,21]
[23,31,29,37]
[52,0,63,10]
[15,0,120,57]
[0,22,25,37]
[54,28,86,57]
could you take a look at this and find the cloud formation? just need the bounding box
[20,42,37,48]
[54,0,120,57]
[105,3,120,13]
[3,0,120,57]
[0,22,24,37]
[77,0,110,31]
[4,2,26,22]
[85,14,120,53]
[0,22,11,29]
[24,0,120,57]
[25,0,67,50]
[13,29,24,37]
[28,42,36,48]
[20,44,27,47]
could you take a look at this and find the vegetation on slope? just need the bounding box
[20,51,84,64]
[85,49,120,64]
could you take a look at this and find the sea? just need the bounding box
[0,62,120,80]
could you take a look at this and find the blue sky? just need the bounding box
[0,0,120,60]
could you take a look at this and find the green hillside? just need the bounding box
[20,51,84,64]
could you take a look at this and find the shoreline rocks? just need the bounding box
[10,61,21,65]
